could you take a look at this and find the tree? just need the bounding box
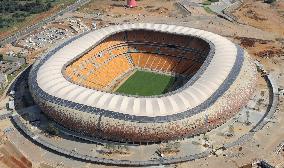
[46,123,59,135]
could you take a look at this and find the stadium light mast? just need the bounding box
[127,0,137,8]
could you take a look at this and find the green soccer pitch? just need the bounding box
[115,70,175,96]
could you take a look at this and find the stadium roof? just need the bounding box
[36,23,238,117]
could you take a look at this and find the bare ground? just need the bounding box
[233,0,284,36]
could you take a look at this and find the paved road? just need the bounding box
[0,0,91,47]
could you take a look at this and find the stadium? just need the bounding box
[28,23,257,143]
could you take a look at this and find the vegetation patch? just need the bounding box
[203,6,214,14]
[0,0,76,29]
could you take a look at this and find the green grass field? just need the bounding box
[115,70,175,96]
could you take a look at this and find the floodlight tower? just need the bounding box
[127,0,137,8]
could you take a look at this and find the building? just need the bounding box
[29,23,257,143]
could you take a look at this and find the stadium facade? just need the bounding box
[29,23,257,143]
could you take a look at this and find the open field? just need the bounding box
[233,0,284,36]
[115,70,175,96]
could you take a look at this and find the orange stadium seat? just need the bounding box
[147,54,161,70]
[130,53,140,66]
[158,55,178,72]
[165,58,180,72]
[143,53,155,68]
[138,53,150,68]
